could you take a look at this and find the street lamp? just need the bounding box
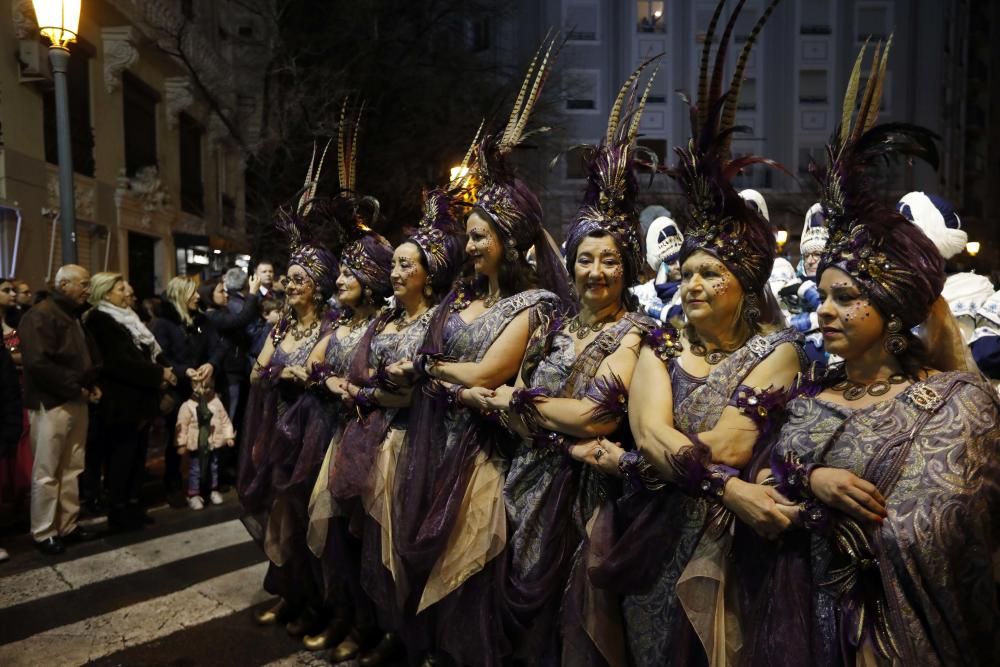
[33,0,82,264]
[775,229,788,253]
[966,241,981,257]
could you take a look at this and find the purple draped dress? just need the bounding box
[743,369,1000,667]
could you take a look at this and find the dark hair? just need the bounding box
[260,297,281,314]
[566,229,640,312]
[468,207,539,297]
[399,241,452,303]
[197,279,221,311]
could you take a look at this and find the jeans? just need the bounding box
[187,450,219,497]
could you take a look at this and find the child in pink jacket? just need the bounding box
[176,377,235,510]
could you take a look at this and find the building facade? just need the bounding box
[495,0,985,268]
[0,0,270,297]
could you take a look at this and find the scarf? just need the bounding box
[95,300,163,362]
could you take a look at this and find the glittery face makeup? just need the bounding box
[391,242,430,302]
[285,264,317,307]
[466,211,503,278]
[803,252,822,278]
[574,234,625,310]
[816,267,886,359]
[679,250,744,325]
[336,265,363,308]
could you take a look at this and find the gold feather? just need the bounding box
[839,39,869,149]
[864,34,893,133]
[628,62,661,143]
[721,0,783,158]
[337,98,349,191]
[851,41,882,144]
[349,100,365,194]
[697,0,728,129]
[501,28,552,148]
[607,56,657,144]
[509,32,562,150]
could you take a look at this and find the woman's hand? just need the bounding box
[248,275,262,296]
[189,363,214,383]
[324,376,347,396]
[280,365,309,383]
[461,386,496,411]
[569,437,625,476]
[723,479,797,540]
[387,360,415,387]
[482,385,515,412]
[809,468,886,523]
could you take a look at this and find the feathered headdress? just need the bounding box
[564,56,663,292]
[472,31,563,252]
[330,97,394,301]
[814,38,944,328]
[274,139,338,298]
[409,123,483,292]
[671,0,786,296]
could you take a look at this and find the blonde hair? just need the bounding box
[89,272,124,306]
[165,276,198,325]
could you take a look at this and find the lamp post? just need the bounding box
[33,0,82,265]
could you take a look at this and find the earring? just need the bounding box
[504,240,518,262]
[743,293,761,323]
[364,287,373,304]
[423,284,433,299]
[884,315,908,354]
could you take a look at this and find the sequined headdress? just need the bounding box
[331,99,394,300]
[671,0,785,296]
[814,38,944,328]
[472,31,562,253]
[564,57,662,292]
[274,140,339,298]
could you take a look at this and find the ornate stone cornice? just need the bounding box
[115,166,172,229]
[46,170,96,221]
[101,26,140,93]
[164,77,195,128]
[12,0,37,40]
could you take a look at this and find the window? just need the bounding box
[856,4,889,41]
[738,78,757,111]
[637,1,666,33]
[564,69,600,113]
[221,194,237,229]
[800,0,831,34]
[123,72,160,176]
[798,70,828,104]
[471,16,491,52]
[565,2,599,42]
[179,113,204,215]
[42,40,95,177]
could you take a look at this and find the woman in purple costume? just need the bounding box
[568,4,807,664]
[479,60,660,665]
[390,34,575,666]
[741,40,1000,667]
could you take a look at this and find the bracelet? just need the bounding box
[534,430,571,454]
[307,362,335,386]
[771,451,819,502]
[354,386,378,413]
[509,387,551,434]
[618,450,666,491]
[799,498,830,533]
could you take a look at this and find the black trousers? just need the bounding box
[102,421,151,508]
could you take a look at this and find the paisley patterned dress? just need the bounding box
[394,288,559,666]
[746,369,1000,667]
[586,327,804,667]
[503,313,650,663]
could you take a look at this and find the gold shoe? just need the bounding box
[332,635,362,662]
[303,617,351,651]
[253,599,289,626]
[285,606,321,637]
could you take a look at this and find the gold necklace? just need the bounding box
[289,318,319,342]
[566,307,624,340]
[393,307,428,332]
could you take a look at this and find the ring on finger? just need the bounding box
[594,448,605,461]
